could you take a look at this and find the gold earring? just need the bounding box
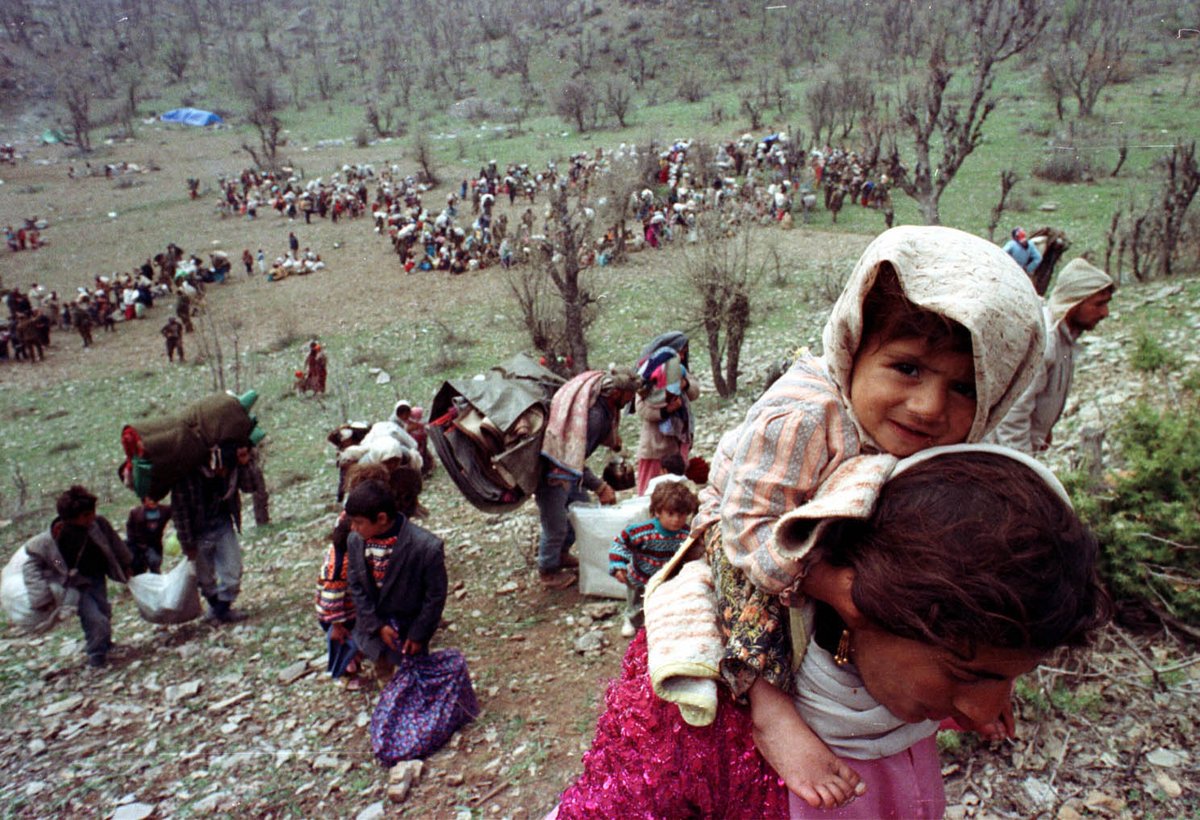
[834,629,852,666]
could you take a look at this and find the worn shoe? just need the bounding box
[218,607,249,623]
[559,552,580,569]
[620,619,636,638]
[539,569,577,590]
[87,653,108,668]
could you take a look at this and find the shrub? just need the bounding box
[1064,401,1200,627]
[1033,151,1092,183]
[1129,330,1183,373]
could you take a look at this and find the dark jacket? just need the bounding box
[346,517,447,660]
[22,517,132,612]
[126,504,173,553]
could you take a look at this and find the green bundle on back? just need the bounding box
[119,391,266,501]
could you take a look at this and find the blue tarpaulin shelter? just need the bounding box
[160,108,223,127]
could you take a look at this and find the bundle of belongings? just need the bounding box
[2,544,80,634]
[118,390,266,501]
[429,353,565,513]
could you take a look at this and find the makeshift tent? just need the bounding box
[160,108,223,127]
[40,128,70,145]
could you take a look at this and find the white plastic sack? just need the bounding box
[568,476,690,599]
[128,558,202,624]
[1,546,79,634]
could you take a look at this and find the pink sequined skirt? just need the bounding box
[554,631,946,819]
[555,631,791,819]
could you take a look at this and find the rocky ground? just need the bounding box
[2,289,1198,818]
[1,132,1197,818]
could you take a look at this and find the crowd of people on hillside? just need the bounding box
[4,193,1122,818]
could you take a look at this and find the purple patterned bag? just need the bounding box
[370,649,479,765]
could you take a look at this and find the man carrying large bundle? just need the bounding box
[172,442,258,623]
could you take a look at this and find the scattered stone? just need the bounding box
[313,753,342,770]
[192,791,236,813]
[112,802,156,820]
[355,801,385,820]
[1083,791,1126,812]
[28,739,47,755]
[207,692,253,713]
[387,759,424,803]
[278,661,312,685]
[1146,747,1183,768]
[375,371,391,384]
[447,773,465,786]
[39,695,84,717]
[1021,776,1057,811]
[1155,771,1182,798]
[1056,804,1084,820]
[573,631,605,653]
[495,581,519,595]
[164,680,202,704]
[24,781,47,797]
[581,602,619,620]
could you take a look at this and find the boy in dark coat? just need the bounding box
[345,480,447,682]
[22,485,133,667]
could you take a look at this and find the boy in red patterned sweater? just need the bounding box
[609,480,699,638]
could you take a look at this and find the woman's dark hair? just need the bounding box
[821,453,1110,656]
[860,262,972,356]
[56,485,97,520]
[344,479,398,521]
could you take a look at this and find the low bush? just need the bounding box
[1064,400,1200,628]
[1033,151,1092,183]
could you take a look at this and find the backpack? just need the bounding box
[428,353,564,513]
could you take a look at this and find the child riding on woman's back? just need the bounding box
[554,445,1109,818]
[662,225,1048,807]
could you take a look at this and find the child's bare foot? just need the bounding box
[749,678,866,808]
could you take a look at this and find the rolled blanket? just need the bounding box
[644,534,723,727]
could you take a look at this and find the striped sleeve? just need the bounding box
[712,361,858,593]
[315,543,356,624]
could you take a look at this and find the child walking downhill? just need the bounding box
[609,480,700,638]
[652,225,1048,808]
[553,446,1110,818]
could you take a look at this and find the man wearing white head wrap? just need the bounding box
[992,257,1114,454]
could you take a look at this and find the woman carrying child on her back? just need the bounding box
[554,445,1109,818]
[557,225,1051,813]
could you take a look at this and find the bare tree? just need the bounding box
[506,31,532,83]
[604,80,632,128]
[554,80,596,132]
[887,0,1048,225]
[629,35,655,88]
[509,183,599,371]
[1046,0,1133,118]
[683,211,761,397]
[1111,142,1200,281]
[232,51,286,172]
[986,170,1019,242]
[56,69,93,152]
[162,40,190,83]
[411,133,441,186]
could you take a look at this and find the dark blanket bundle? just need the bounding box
[120,391,264,500]
[428,353,564,514]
